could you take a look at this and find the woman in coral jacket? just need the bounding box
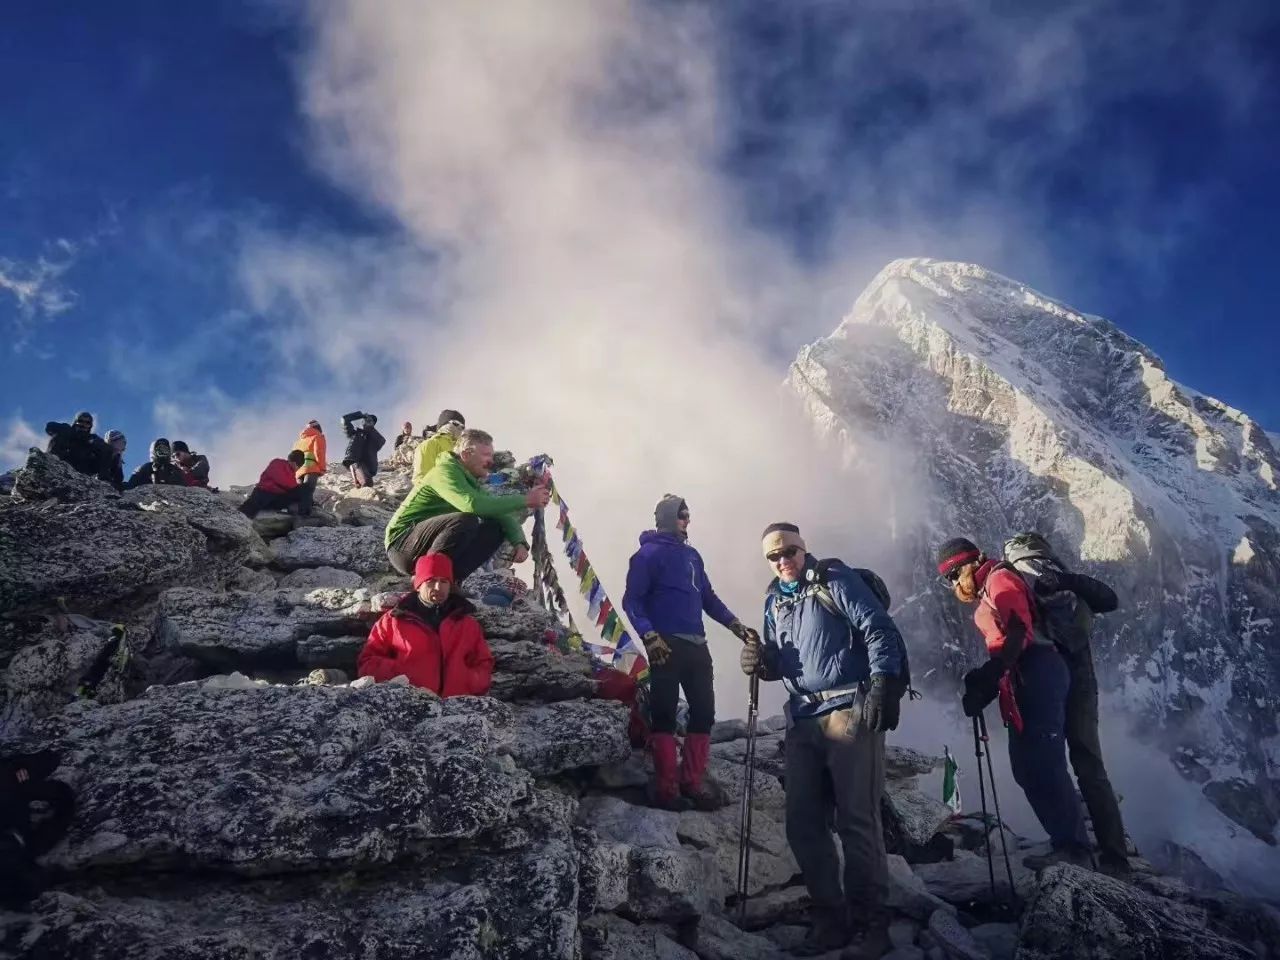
[357,553,494,697]
[292,419,326,516]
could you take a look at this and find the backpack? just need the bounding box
[806,559,918,701]
[1000,533,1092,654]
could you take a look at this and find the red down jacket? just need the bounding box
[357,593,494,697]
[257,458,300,495]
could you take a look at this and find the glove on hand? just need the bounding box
[642,631,672,667]
[739,640,762,676]
[962,659,1004,718]
[862,674,900,733]
[729,620,760,645]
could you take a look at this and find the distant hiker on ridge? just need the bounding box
[357,553,494,697]
[292,420,326,516]
[384,427,549,584]
[341,411,385,488]
[123,438,187,489]
[413,409,466,485]
[100,430,127,490]
[44,411,107,478]
[936,536,1090,871]
[238,450,307,518]
[621,495,754,813]
[394,421,414,450]
[740,522,906,958]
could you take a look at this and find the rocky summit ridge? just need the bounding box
[788,258,1280,848]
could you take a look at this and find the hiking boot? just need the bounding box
[840,899,890,960]
[1097,854,1133,878]
[1024,843,1094,871]
[678,733,729,810]
[681,776,729,811]
[794,906,850,956]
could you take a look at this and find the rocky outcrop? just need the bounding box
[270,525,390,575]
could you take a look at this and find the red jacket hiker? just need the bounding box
[258,458,301,495]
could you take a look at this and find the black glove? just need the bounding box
[739,640,762,676]
[862,674,899,733]
[729,620,760,646]
[962,659,1004,718]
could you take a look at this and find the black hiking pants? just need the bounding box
[297,474,319,516]
[387,512,506,584]
[648,636,714,736]
[1063,645,1129,863]
[238,486,302,518]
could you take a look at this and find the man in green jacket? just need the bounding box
[385,428,551,583]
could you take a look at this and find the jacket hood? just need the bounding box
[639,529,687,548]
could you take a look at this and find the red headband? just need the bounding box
[937,549,981,576]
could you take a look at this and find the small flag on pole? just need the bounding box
[942,745,961,814]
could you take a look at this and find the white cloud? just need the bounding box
[0,249,78,346]
[0,414,44,473]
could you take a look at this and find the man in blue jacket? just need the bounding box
[740,522,905,958]
[623,495,756,811]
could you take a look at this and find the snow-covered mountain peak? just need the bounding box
[791,258,1280,849]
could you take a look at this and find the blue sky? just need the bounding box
[3,1,1279,479]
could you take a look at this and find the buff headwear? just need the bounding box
[761,522,806,557]
[936,537,982,576]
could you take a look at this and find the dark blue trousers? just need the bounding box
[1008,645,1088,848]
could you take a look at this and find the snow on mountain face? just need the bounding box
[789,258,1280,845]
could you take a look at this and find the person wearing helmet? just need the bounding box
[123,438,188,489]
[99,430,128,490]
[44,410,108,477]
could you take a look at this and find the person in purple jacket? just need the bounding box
[623,494,758,810]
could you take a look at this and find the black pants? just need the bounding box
[1063,646,1128,862]
[297,474,318,516]
[387,513,506,584]
[239,486,302,517]
[648,636,714,735]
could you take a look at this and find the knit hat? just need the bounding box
[437,409,465,429]
[413,553,455,589]
[936,537,982,576]
[74,411,93,427]
[105,430,126,444]
[761,522,806,557]
[171,440,190,454]
[363,414,377,426]
[305,419,321,431]
[150,438,172,461]
[654,495,688,534]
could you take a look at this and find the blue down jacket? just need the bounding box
[622,531,736,638]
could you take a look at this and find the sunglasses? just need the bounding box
[678,511,690,521]
[767,546,800,564]
[940,566,964,586]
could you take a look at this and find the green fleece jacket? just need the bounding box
[385,452,528,549]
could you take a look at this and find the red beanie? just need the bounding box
[413,553,455,589]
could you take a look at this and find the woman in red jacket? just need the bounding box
[357,553,494,697]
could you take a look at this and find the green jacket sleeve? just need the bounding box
[434,459,529,544]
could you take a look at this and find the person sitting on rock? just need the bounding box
[357,553,494,697]
[412,409,466,485]
[124,438,188,489]
[936,536,1090,871]
[395,421,414,450]
[44,410,108,478]
[171,441,211,487]
[239,450,307,517]
[99,429,127,490]
[622,495,755,812]
[341,411,385,488]
[739,522,906,958]
[292,419,326,516]
[385,428,549,585]
[0,749,74,908]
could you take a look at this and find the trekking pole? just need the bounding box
[971,715,998,905]
[735,669,760,925]
[977,711,1019,909]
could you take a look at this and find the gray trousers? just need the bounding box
[784,704,887,911]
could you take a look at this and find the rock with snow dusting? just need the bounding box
[9,447,116,504]
[124,484,265,557]
[276,566,365,590]
[487,638,599,702]
[580,913,698,960]
[271,524,389,575]
[0,615,128,732]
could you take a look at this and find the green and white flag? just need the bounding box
[942,745,961,814]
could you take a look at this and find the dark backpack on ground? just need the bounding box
[1000,533,1093,654]
[808,559,918,702]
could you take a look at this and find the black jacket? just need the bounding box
[124,459,188,490]
[342,413,385,477]
[100,453,125,491]
[45,422,108,477]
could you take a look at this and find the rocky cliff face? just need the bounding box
[3,433,1278,958]
[787,258,1280,845]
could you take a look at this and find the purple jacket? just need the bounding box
[622,530,737,638]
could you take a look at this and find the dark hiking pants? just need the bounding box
[239,486,302,517]
[1064,646,1128,863]
[1009,646,1088,849]
[297,474,319,516]
[784,702,887,911]
[387,512,506,584]
[647,636,714,735]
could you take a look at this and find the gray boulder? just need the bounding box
[927,909,988,960]
[296,633,366,669]
[914,851,1034,906]
[694,914,791,960]
[580,914,698,960]
[271,525,389,575]
[884,777,954,850]
[10,447,116,503]
[1016,864,1262,959]
[124,485,266,561]
[0,615,128,732]
[277,566,365,589]
[487,638,598,702]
